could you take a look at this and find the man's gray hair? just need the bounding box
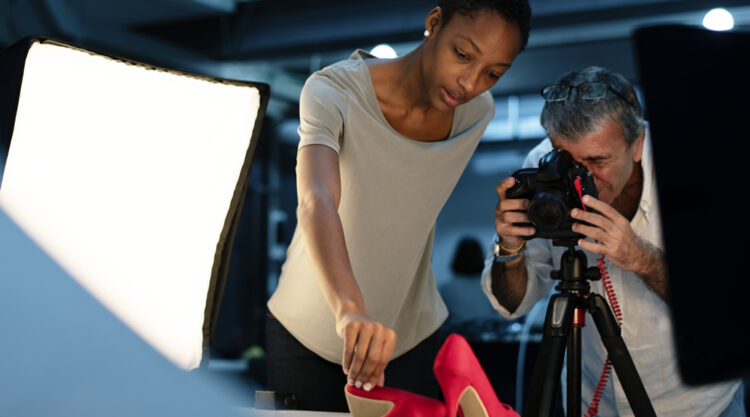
[540,66,645,147]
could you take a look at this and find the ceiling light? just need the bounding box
[703,8,734,31]
[370,44,397,59]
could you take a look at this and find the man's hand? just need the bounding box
[495,177,535,248]
[336,310,396,391]
[571,194,669,300]
[570,195,646,271]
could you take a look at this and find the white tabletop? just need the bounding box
[239,409,350,417]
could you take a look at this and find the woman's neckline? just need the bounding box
[355,50,459,144]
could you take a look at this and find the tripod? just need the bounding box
[522,243,656,417]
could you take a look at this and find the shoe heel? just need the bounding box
[345,388,394,417]
[458,386,490,417]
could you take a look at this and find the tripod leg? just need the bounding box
[523,293,576,417]
[567,308,585,417]
[587,294,657,417]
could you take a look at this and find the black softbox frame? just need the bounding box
[633,24,750,386]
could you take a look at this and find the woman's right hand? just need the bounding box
[336,307,397,391]
[495,176,535,249]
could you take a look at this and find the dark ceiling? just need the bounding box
[130,0,750,62]
[2,0,749,118]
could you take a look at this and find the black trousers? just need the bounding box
[265,314,443,412]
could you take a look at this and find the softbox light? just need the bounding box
[633,25,750,385]
[0,36,269,370]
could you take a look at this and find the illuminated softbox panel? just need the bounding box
[0,37,268,370]
[0,206,252,416]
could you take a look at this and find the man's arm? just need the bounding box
[488,177,536,313]
[632,238,669,301]
[489,254,529,314]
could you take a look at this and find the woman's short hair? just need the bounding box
[438,0,532,51]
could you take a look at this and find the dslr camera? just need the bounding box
[506,149,598,242]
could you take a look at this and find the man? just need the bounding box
[481,66,745,416]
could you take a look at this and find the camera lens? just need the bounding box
[528,192,567,232]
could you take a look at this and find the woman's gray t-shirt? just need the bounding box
[267,50,494,364]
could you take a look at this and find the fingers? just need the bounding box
[573,222,608,242]
[495,177,535,240]
[570,196,629,238]
[341,320,396,391]
[495,215,534,245]
[571,209,612,233]
[363,328,396,390]
[341,321,359,377]
[345,323,375,386]
[498,224,535,243]
[498,197,529,213]
[576,237,605,255]
[496,208,531,226]
[579,195,622,222]
[495,176,517,197]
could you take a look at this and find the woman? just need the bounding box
[266,0,531,411]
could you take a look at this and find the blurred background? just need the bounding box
[2,0,748,410]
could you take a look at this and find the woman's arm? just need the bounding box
[296,144,396,391]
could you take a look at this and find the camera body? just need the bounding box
[506,149,598,241]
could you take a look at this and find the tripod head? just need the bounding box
[549,242,601,294]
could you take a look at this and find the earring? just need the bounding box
[424,30,430,37]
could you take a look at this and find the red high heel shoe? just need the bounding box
[345,385,446,417]
[433,334,519,417]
